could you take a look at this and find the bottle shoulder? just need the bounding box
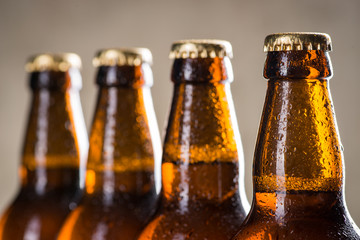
[233,216,360,240]
[58,194,157,240]
[138,198,247,240]
[233,193,360,240]
[0,191,73,239]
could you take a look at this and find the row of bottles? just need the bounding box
[0,32,359,240]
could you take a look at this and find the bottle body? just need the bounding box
[58,59,161,240]
[0,67,88,240]
[233,43,360,239]
[138,43,249,240]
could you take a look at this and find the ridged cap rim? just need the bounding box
[169,39,233,59]
[264,32,332,52]
[93,48,153,67]
[25,53,82,72]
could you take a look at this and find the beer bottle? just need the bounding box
[57,48,161,240]
[232,33,360,239]
[137,40,249,240]
[0,53,89,240]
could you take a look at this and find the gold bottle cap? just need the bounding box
[25,53,82,72]
[264,32,332,52]
[169,39,233,59]
[93,48,153,67]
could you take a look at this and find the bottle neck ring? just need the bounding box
[29,69,82,91]
[264,50,333,80]
[171,57,233,84]
[96,64,153,88]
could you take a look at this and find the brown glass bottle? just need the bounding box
[0,53,89,240]
[57,48,161,240]
[232,33,360,240]
[137,40,249,240]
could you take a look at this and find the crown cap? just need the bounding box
[25,53,81,72]
[93,48,152,67]
[264,32,332,52]
[170,39,233,59]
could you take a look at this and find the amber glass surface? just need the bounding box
[57,63,161,240]
[0,69,88,240]
[137,57,249,240]
[232,50,360,240]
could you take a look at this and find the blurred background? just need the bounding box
[1,0,360,223]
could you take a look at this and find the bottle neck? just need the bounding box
[21,70,88,194]
[85,65,161,204]
[253,50,344,218]
[162,58,245,211]
[254,78,343,192]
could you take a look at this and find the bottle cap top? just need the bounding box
[25,53,82,72]
[93,48,153,67]
[264,32,332,52]
[169,39,233,59]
